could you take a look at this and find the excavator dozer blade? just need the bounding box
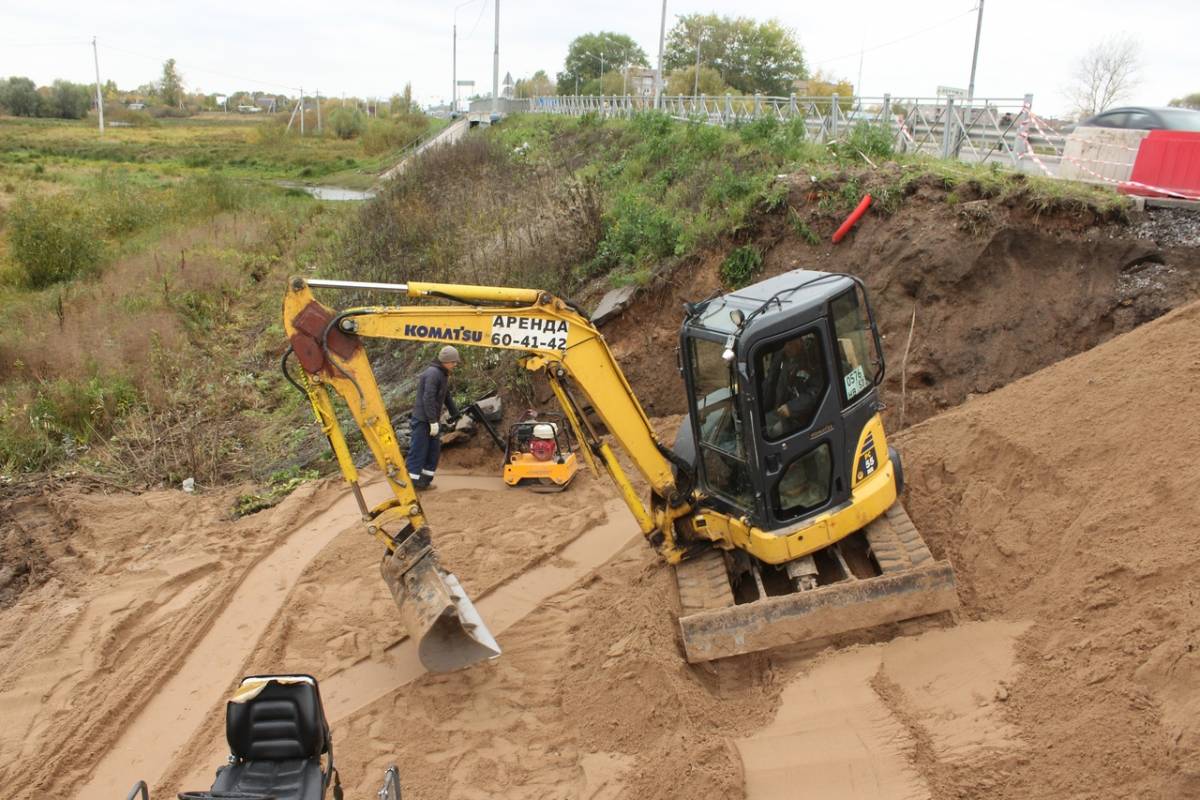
[381,529,500,672]
[679,560,958,662]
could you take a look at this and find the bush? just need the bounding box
[329,107,367,140]
[719,245,762,288]
[7,194,105,287]
[594,193,683,270]
[361,115,430,155]
[837,121,894,163]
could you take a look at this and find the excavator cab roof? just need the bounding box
[685,269,856,338]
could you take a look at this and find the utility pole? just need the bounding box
[316,89,322,133]
[693,28,703,98]
[967,0,985,102]
[300,87,304,136]
[655,0,667,108]
[492,0,500,113]
[92,36,104,135]
[452,22,457,112]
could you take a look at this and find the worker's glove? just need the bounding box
[429,422,440,436]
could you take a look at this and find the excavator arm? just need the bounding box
[282,277,700,671]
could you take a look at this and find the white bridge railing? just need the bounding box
[524,93,1065,171]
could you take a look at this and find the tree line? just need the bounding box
[0,77,94,120]
[534,14,809,99]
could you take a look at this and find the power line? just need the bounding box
[465,0,490,41]
[809,7,976,70]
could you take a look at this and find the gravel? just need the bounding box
[1131,207,1200,248]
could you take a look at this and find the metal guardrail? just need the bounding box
[526,93,1066,171]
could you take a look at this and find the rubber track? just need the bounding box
[676,549,735,616]
[864,502,934,574]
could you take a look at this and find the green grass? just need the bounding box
[0,113,440,189]
[488,112,834,286]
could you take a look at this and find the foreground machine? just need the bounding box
[125,674,403,800]
[282,270,958,668]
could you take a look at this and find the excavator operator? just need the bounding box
[762,333,824,439]
[408,345,461,489]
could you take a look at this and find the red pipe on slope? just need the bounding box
[832,194,872,243]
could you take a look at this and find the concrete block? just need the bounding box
[592,285,638,326]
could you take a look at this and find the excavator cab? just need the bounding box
[672,270,957,661]
[678,270,888,530]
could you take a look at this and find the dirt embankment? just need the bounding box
[607,180,1200,430]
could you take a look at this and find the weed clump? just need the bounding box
[235,466,319,516]
[719,245,763,289]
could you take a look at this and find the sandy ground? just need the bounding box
[3,297,1200,798]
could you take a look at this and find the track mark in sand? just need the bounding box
[737,620,1029,800]
[318,498,639,723]
[73,480,413,800]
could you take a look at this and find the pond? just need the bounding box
[279,183,376,201]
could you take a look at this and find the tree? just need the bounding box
[0,76,41,116]
[159,58,184,108]
[665,66,729,96]
[664,14,806,96]
[47,80,92,119]
[556,32,648,95]
[514,70,555,99]
[1066,36,1141,118]
[1169,93,1200,110]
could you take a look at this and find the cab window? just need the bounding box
[689,338,751,506]
[830,287,879,405]
[756,330,827,441]
[774,443,832,518]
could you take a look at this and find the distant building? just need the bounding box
[126,101,146,110]
[256,96,278,113]
[627,68,656,97]
[237,104,262,114]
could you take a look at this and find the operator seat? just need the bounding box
[208,674,336,800]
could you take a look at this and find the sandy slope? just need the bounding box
[5,299,1199,799]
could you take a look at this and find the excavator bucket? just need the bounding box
[678,503,959,662]
[381,529,501,672]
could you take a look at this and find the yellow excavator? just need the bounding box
[281,270,957,671]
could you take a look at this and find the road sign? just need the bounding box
[457,80,475,87]
[937,85,966,99]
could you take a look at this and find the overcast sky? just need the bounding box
[2,0,1196,117]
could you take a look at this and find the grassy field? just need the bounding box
[0,112,442,194]
[0,113,415,481]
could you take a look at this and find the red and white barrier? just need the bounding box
[1019,111,1200,202]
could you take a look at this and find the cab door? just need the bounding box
[747,324,849,528]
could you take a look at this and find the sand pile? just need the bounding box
[894,298,1200,799]
[0,477,346,797]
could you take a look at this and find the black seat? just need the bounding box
[209,675,335,800]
